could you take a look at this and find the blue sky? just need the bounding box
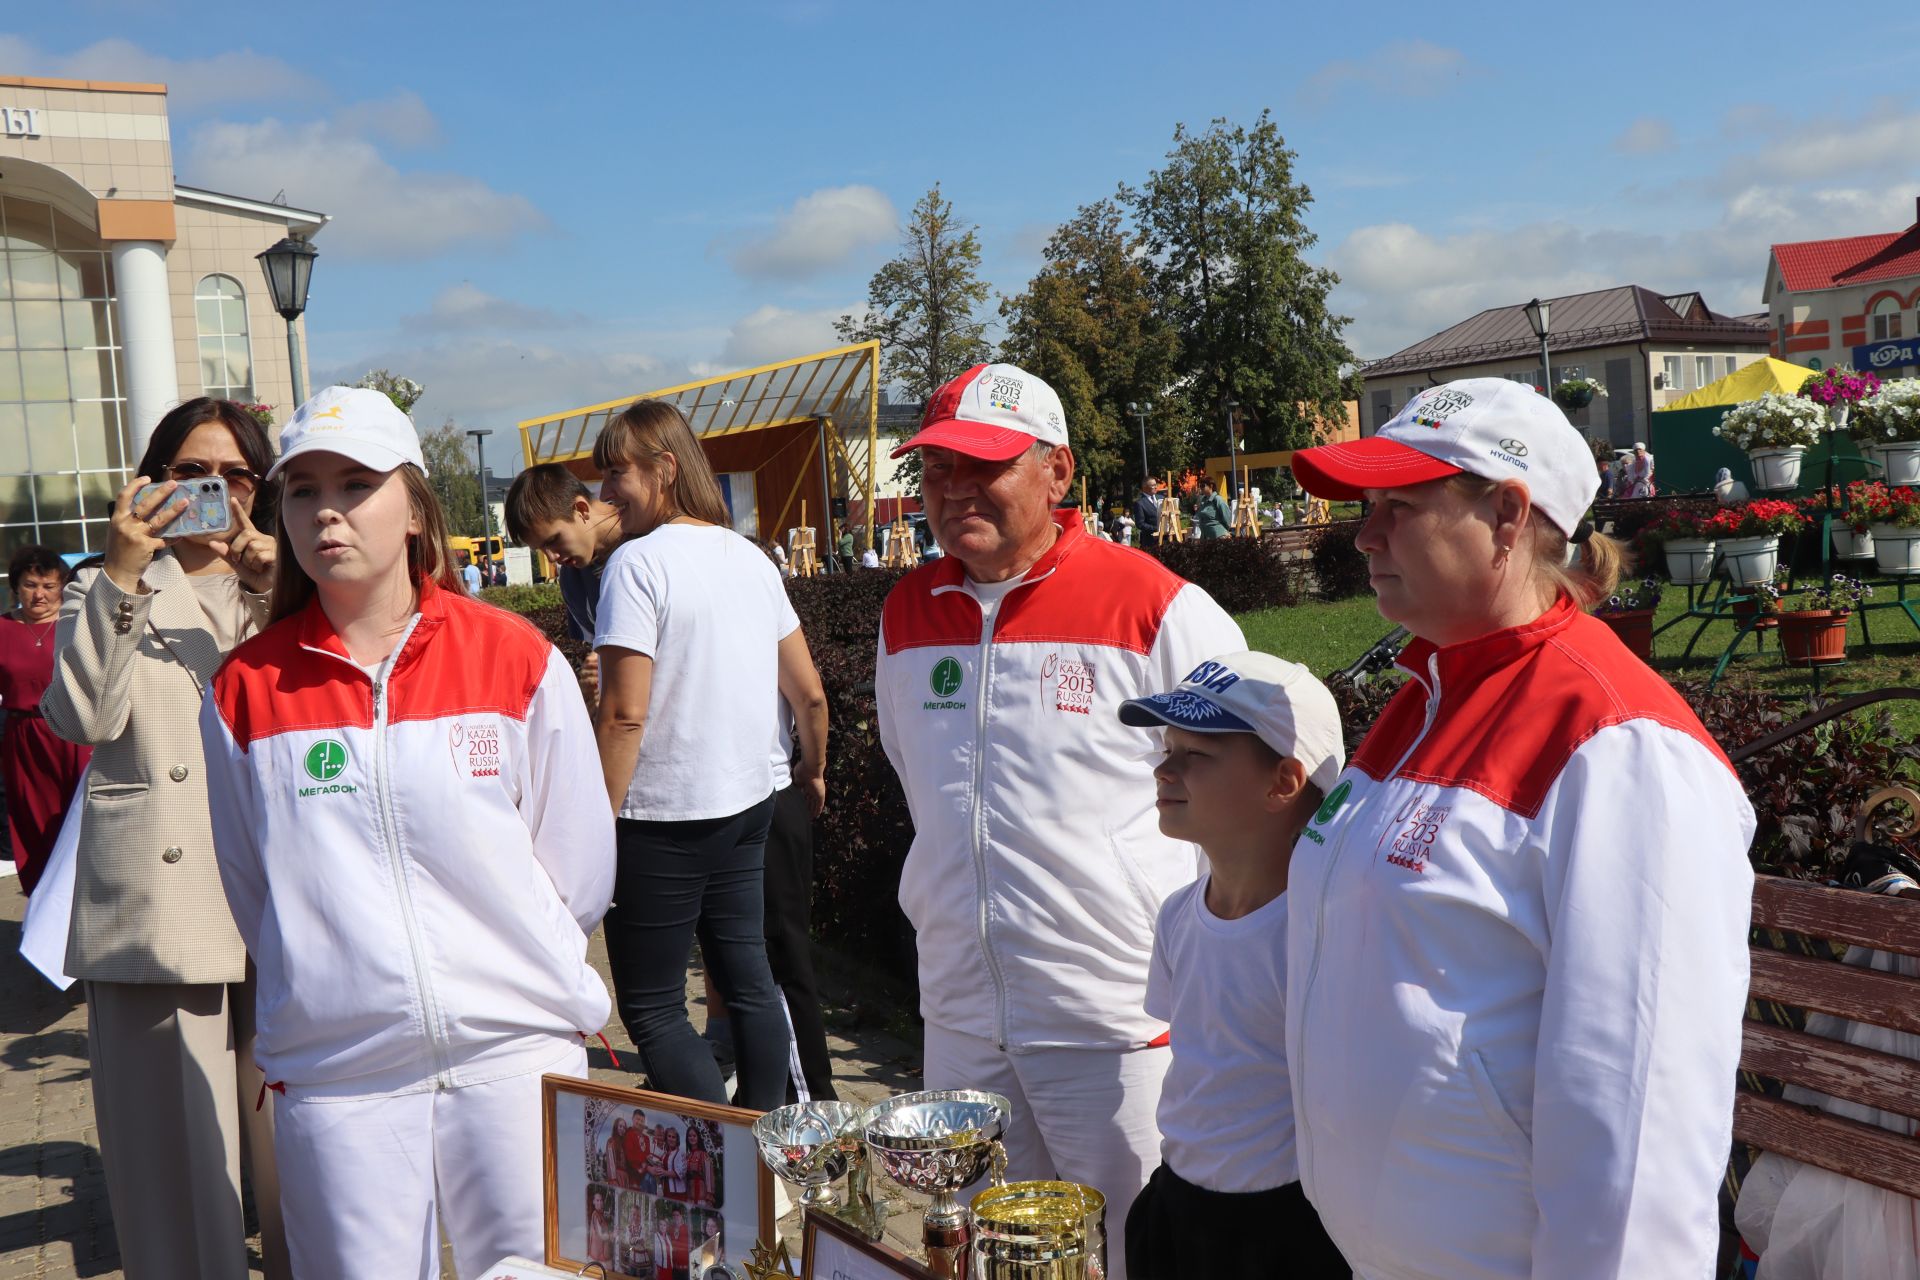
[17,3,1920,460]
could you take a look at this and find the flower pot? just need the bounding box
[1830,525,1876,559]
[1779,609,1849,667]
[1663,537,1718,584]
[1878,441,1920,486]
[1718,534,1781,586]
[1731,596,1780,630]
[1869,523,1920,576]
[1747,447,1805,492]
[1555,385,1595,411]
[1597,608,1655,660]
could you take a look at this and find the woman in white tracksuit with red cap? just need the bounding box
[199,387,615,1278]
[1285,378,1755,1280]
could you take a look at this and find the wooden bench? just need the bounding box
[1737,874,1920,1197]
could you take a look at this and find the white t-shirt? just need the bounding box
[965,575,1023,632]
[595,524,799,821]
[1145,876,1298,1193]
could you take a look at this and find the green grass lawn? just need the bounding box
[1232,590,1920,735]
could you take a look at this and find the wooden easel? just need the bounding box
[1230,466,1261,538]
[1304,496,1330,526]
[882,516,920,569]
[1156,472,1186,543]
[789,501,821,578]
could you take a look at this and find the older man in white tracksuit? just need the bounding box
[874,364,1245,1276]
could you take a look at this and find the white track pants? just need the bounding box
[272,1041,587,1280]
[923,1023,1169,1280]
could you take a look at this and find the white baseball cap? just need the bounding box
[890,362,1069,461]
[1118,650,1346,796]
[267,385,428,481]
[1290,377,1599,537]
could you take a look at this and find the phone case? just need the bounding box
[135,477,231,538]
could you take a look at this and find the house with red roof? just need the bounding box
[1764,197,1920,375]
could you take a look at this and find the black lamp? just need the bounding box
[257,237,319,404]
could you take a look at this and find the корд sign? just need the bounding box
[1853,337,1920,372]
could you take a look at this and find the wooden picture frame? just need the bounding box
[542,1075,775,1280]
[801,1208,936,1279]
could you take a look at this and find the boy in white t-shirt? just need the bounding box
[1117,651,1351,1278]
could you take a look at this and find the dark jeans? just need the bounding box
[1125,1163,1349,1279]
[763,782,837,1102]
[606,795,788,1110]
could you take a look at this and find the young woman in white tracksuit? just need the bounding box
[198,387,616,1279]
[1285,378,1756,1280]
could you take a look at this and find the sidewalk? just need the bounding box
[0,887,927,1277]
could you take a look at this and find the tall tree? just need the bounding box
[352,368,425,414]
[837,184,991,491]
[1000,199,1183,497]
[418,419,483,536]
[1123,111,1354,457]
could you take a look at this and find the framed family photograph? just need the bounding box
[801,1209,935,1280]
[543,1076,775,1280]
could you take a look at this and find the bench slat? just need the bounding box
[1752,877,1920,957]
[1733,1092,1920,1199]
[1746,948,1920,1037]
[1741,1020,1920,1121]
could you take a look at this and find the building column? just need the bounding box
[109,240,181,461]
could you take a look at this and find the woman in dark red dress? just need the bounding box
[1,545,90,893]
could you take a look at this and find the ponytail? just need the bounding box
[1531,520,1626,608]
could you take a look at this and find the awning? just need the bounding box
[1656,357,1817,411]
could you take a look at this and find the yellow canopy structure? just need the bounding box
[518,341,880,550]
[1656,357,1817,412]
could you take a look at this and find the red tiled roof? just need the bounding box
[1773,225,1920,292]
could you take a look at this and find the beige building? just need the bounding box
[1764,198,1920,376]
[0,74,328,565]
[1357,286,1770,447]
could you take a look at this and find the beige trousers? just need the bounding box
[86,976,290,1280]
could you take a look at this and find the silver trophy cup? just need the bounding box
[864,1089,1010,1260]
[751,1100,864,1210]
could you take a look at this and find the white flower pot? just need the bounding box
[1830,525,1876,559]
[1869,524,1920,576]
[1718,535,1781,586]
[1878,441,1920,486]
[1663,538,1718,584]
[1747,447,1805,492]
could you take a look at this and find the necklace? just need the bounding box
[15,614,55,646]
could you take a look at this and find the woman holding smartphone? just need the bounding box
[41,396,287,1280]
[199,387,615,1277]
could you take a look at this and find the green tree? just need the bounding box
[1123,111,1354,457]
[1000,199,1184,497]
[419,419,483,536]
[837,183,991,491]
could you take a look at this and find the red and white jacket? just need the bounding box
[875,511,1244,1051]
[1285,595,1755,1280]
[199,582,615,1097]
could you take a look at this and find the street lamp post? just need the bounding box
[256,237,319,406]
[1523,297,1553,394]
[1126,400,1152,481]
[1225,399,1241,498]
[467,428,494,569]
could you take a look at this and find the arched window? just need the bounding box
[1871,295,1904,343]
[195,274,253,401]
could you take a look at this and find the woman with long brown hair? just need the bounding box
[591,399,827,1110]
[41,396,289,1280]
[198,386,615,1277]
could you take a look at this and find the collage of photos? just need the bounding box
[582,1097,738,1280]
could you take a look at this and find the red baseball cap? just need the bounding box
[891,363,1070,460]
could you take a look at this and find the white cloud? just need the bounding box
[1299,41,1473,105]
[726,185,897,280]
[1328,178,1920,362]
[720,303,865,368]
[334,92,443,150]
[1711,100,1920,190]
[399,283,586,333]
[1611,117,1674,155]
[0,34,323,109]
[185,113,549,258]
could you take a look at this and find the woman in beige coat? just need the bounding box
[42,397,289,1280]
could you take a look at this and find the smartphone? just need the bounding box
[134,476,231,538]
